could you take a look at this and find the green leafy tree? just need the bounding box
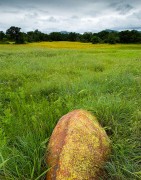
[15,32,25,44]
[6,26,20,41]
[119,30,131,43]
[49,32,62,41]
[6,26,25,44]
[81,32,93,42]
[118,30,141,43]
[27,30,49,42]
[97,30,110,43]
[91,36,101,44]
[107,33,120,44]
[130,30,141,43]
[33,29,44,41]
[0,31,5,41]
[68,32,78,41]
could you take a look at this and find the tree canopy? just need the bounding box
[1,26,141,44]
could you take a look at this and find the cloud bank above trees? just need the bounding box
[0,0,141,32]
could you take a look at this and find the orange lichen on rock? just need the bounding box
[46,109,110,180]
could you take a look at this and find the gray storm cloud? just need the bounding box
[0,0,141,32]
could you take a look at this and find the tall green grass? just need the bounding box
[0,43,141,179]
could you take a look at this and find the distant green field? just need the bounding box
[0,42,141,179]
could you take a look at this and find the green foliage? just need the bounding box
[6,26,20,41]
[0,43,141,179]
[15,32,25,44]
[81,32,93,42]
[68,32,79,41]
[97,30,110,42]
[119,30,141,43]
[6,26,25,44]
[2,26,141,44]
[91,36,101,44]
[107,33,120,44]
[0,31,5,41]
[49,32,62,41]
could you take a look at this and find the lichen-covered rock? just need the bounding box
[46,109,110,180]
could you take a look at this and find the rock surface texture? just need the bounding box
[46,109,110,180]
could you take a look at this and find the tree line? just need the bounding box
[0,26,141,44]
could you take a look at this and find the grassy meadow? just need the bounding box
[0,42,141,179]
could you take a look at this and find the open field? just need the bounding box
[0,42,141,179]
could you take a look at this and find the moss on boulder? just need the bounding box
[46,109,110,180]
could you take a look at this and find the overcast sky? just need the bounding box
[0,0,141,33]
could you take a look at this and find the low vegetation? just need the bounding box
[0,42,141,179]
